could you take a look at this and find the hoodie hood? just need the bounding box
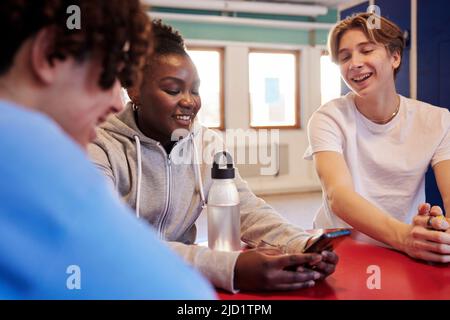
[94,101,207,235]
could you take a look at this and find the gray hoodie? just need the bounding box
[88,102,311,292]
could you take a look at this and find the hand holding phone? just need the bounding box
[303,228,351,253]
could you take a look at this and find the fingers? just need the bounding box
[413,215,449,231]
[406,226,450,262]
[234,250,320,291]
[429,205,443,217]
[320,250,339,264]
[313,261,336,278]
[420,252,450,263]
[409,240,450,263]
[305,251,338,279]
[270,253,322,269]
[412,238,450,255]
[414,203,446,230]
[411,225,450,245]
[404,228,450,263]
[271,280,316,291]
[417,203,443,216]
[416,203,444,223]
[263,254,322,287]
[417,202,431,215]
[270,266,321,287]
[285,268,321,284]
[433,215,450,230]
[236,250,338,291]
[292,251,337,279]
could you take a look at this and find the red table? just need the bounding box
[218,235,450,300]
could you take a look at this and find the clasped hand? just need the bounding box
[405,203,450,263]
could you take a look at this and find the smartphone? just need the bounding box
[303,228,351,253]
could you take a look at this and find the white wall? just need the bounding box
[188,39,324,195]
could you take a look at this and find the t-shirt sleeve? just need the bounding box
[431,110,450,167]
[304,110,344,160]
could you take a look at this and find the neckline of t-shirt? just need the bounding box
[349,93,404,134]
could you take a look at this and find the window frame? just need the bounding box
[248,48,301,129]
[186,46,225,130]
[320,49,342,106]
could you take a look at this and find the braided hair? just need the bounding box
[151,19,187,58]
[126,20,191,104]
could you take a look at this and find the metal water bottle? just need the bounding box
[207,151,241,252]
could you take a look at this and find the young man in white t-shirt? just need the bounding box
[305,13,450,263]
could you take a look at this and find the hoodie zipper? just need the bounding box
[155,142,172,240]
[154,135,203,240]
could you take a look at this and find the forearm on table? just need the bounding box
[167,241,240,292]
[328,186,409,250]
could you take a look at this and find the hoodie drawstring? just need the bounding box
[134,135,142,218]
[191,132,207,209]
[132,132,207,220]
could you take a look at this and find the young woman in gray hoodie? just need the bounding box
[88,20,338,293]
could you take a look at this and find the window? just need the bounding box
[320,51,341,105]
[248,50,300,128]
[187,47,224,129]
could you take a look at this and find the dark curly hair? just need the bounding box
[0,0,152,89]
[150,19,187,58]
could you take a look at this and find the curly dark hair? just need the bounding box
[0,0,152,89]
[151,19,187,57]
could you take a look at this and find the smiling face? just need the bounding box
[337,29,401,97]
[45,58,123,147]
[133,53,201,144]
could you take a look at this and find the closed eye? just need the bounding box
[165,89,180,95]
[339,55,350,63]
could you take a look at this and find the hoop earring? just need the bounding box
[132,103,139,111]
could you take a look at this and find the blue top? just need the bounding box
[0,101,215,299]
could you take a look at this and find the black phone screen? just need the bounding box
[303,228,351,253]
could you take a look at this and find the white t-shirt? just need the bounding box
[304,93,450,230]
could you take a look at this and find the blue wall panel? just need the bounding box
[374,0,411,97]
[340,1,370,20]
[417,0,450,212]
[418,0,450,109]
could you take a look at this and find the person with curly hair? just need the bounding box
[88,20,339,293]
[0,1,215,299]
